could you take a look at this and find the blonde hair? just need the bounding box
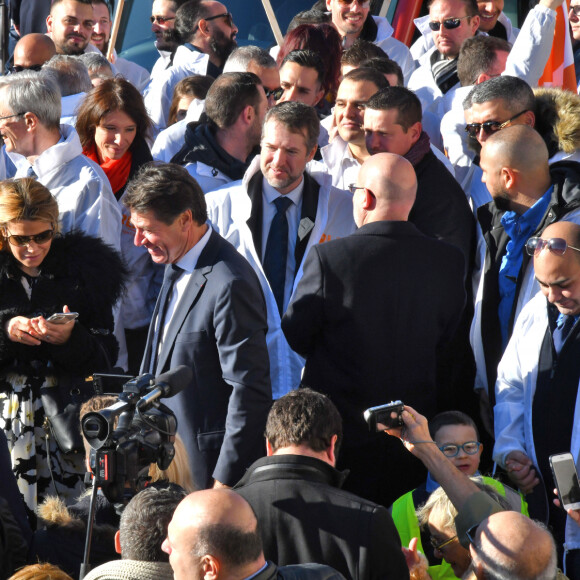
[148,433,195,493]
[0,178,59,251]
[9,562,73,580]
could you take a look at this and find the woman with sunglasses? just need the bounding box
[76,78,159,374]
[0,178,125,524]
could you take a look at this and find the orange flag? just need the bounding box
[539,0,577,91]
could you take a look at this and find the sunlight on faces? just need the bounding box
[260,119,316,194]
[477,0,503,32]
[47,0,95,55]
[478,145,508,203]
[429,0,479,59]
[151,0,177,40]
[570,0,580,42]
[335,79,381,146]
[5,220,54,276]
[0,92,29,155]
[363,107,420,156]
[326,0,370,37]
[94,110,137,162]
[433,424,482,475]
[428,509,472,578]
[278,62,325,107]
[468,98,526,144]
[91,3,111,53]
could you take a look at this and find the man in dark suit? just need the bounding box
[282,153,466,507]
[234,388,409,580]
[124,163,272,490]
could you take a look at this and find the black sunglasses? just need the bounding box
[428,15,470,31]
[265,87,284,100]
[192,12,233,33]
[4,229,55,246]
[150,15,175,24]
[526,237,580,257]
[8,64,43,74]
[464,109,530,139]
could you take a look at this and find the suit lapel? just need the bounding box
[294,172,319,272]
[246,171,264,261]
[141,275,165,374]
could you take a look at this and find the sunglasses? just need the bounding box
[8,64,43,74]
[570,5,580,15]
[428,15,470,31]
[193,12,234,33]
[430,535,458,551]
[464,109,530,138]
[336,0,371,6]
[150,15,175,24]
[439,441,481,457]
[525,237,580,257]
[4,229,55,246]
[265,87,284,101]
[348,184,365,194]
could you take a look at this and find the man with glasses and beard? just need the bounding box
[145,0,238,132]
[493,220,580,574]
[472,125,580,439]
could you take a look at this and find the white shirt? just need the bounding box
[261,177,304,312]
[160,224,212,347]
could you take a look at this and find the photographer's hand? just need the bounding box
[554,490,580,525]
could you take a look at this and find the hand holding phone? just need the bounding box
[550,453,580,511]
[47,312,79,324]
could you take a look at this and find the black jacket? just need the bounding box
[476,161,580,404]
[0,232,126,376]
[258,561,347,580]
[234,455,409,580]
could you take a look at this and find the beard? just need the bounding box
[210,28,237,65]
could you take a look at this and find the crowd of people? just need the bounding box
[0,0,580,577]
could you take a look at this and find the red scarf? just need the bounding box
[84,144,133,197]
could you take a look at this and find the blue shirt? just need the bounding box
[498,186,553,347]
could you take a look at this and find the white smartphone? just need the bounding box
[550,452,580,511]
[46,312,79,324]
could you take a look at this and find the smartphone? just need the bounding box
[47,312,79,324]
[550,453,580,511]
[363,400,404,432]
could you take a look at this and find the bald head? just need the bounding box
[163,490,265,580]
[471,512,556,580]
[13,34,56,69]
[354,153,417,226]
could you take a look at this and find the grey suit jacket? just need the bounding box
[142,228,272,488]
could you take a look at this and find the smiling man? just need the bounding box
[46,0,94,55]
[494,220,580,574]
[124,162,271,491]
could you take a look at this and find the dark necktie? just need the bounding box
[148,263,183,373]
[553,314,576,355]
[263,196,292,316]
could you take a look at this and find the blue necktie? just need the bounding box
[148,263,183,373]
[553,314,576,355]
[26,166,37,179]
[263,196,292,316]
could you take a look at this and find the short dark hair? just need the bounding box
[466,75,536,113]
[427,0,479,17]
[205,72,263,129]
[91,0,111,14]
[123,162,208,226]
[75,77,153,150]
[341,39,388,68]
[173,0,209,44]
[265,387,343,455]
[280,49,325,86]
[120,484,187,562]
[429,410,480,441]
[50,0,92,13]
[287,9,330,33]
[263,101,320,152]
[194,522,263,568]
[342,67,390,90]
[360,57,404,87]
[366,86,423,130]
[457,36,512,86]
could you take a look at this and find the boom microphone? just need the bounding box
[136,365,192,410]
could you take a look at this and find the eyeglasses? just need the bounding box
[150,15,175,24]
[0,112,25,122]
[428,15,470,31]
[4,229,54,246]
[430,535,458,551]
[8,64,42,74]
[464,109,530,138]
[348,184,365,194]
[192,12,233,33]
[439,441,481,457]
[525,237,580,257]
[336,0,371,6]
[265,87,284,101]
[570,5,580,15]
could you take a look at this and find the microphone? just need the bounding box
[136,365,192,410]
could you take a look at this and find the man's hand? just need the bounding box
[505,450,539,494]
[539,0,564,11]
[553,489,580,525]
[384,406,437,460]
[402,538,431,580]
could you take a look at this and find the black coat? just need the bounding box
[234,455,409,580]
[282,221,466,506]
[0,231,125,376]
